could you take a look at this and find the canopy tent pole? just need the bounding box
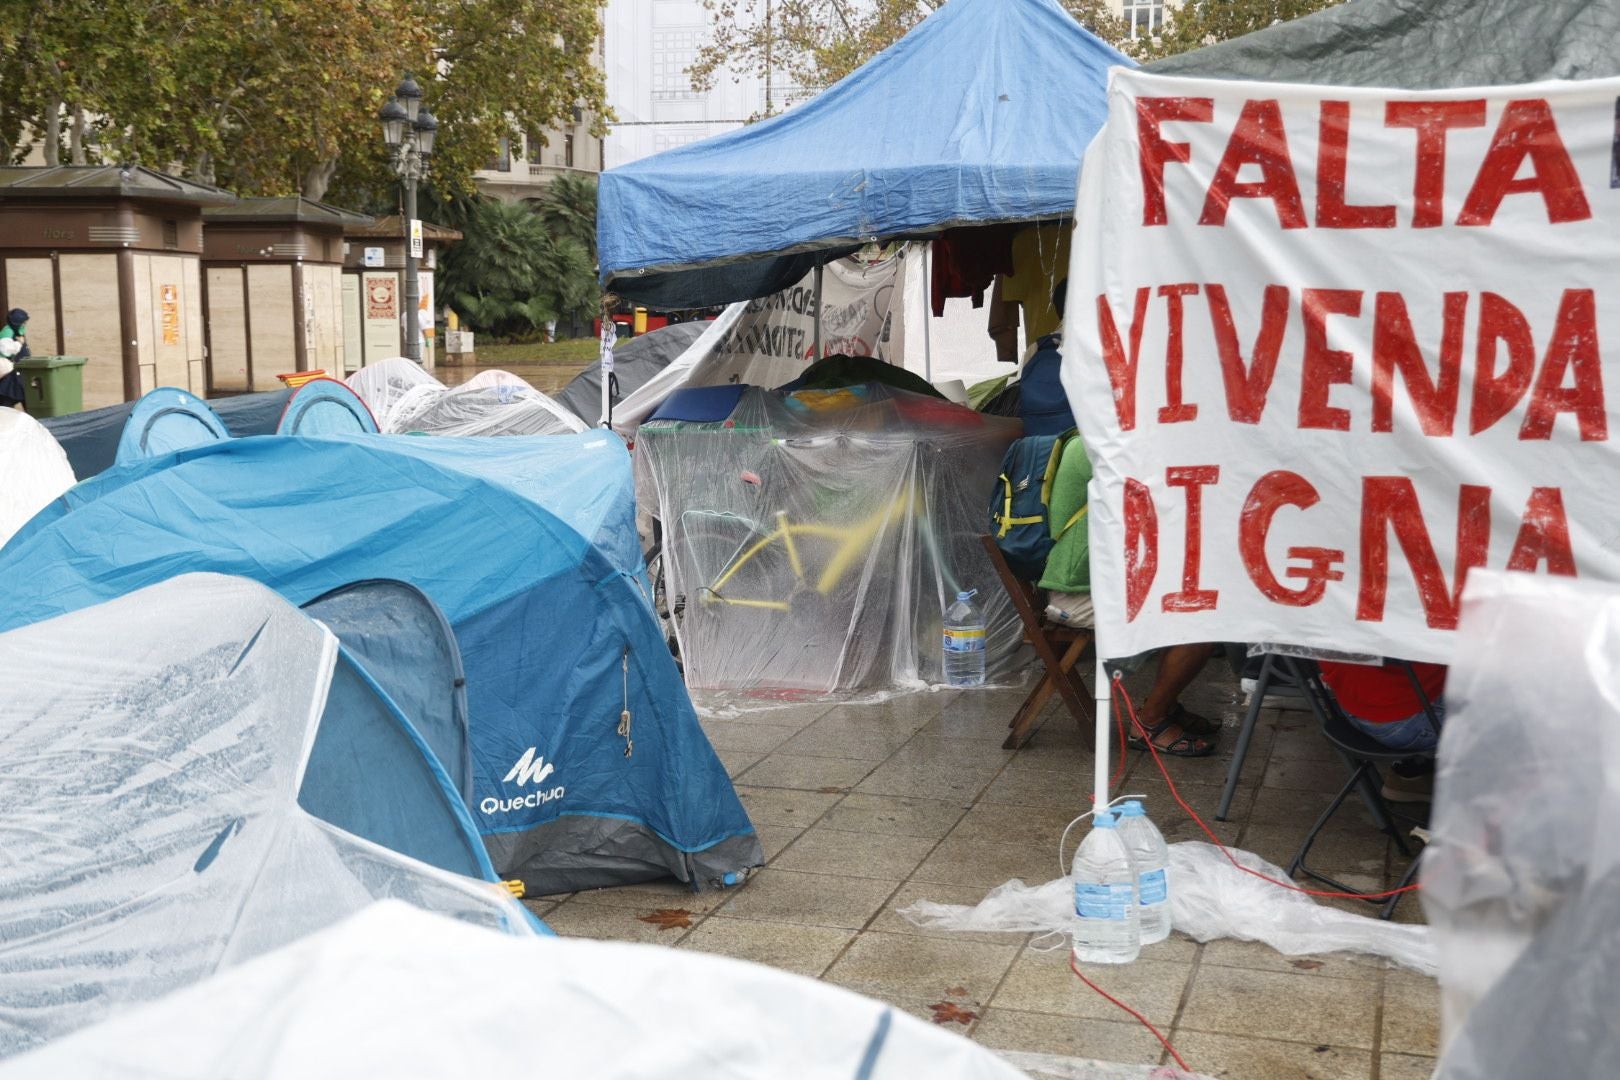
[598,317,617,428]
[813,264,824,361]
[1093,650,1109,811]
[921,247,933,382]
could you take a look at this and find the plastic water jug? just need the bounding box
[1116,800,1171,945]
[1071,810,1141,964]
[942,590,987,688]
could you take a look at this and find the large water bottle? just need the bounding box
[1116,800,1171,945]
[1071,810,1141,964]
[942,589,987,687]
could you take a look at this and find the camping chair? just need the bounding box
[978,534,1094,750]
[1283,657,1438,920]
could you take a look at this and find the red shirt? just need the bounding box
[1317,661,1446,723]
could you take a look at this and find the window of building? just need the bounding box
[486,137,511,172]
[651,28,703,102]
[1122,0,1165,39]
[564,133,575,168]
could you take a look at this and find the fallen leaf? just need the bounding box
[638,908,695,931]
[1313,1045,1331,1054]
[946,986,969,997]
[1291,959,1325,971]
[929,1000,978,1026]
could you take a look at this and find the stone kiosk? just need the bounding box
[0,165,234,409]
[342,215,462,372]
[202,198,372,392]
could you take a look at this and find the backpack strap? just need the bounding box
[996,471,1045,537]
[1054,504,1087,541]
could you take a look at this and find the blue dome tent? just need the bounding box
[0,433,762,895]
[114,387,230,465]
[596,0,1131,307]
[277,377,380,435]
[43,388,290,478]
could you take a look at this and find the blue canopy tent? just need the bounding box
[0,433,762,895]
[596,0,1130,307]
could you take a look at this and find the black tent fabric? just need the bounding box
[42,390,290,479]
[1146,0,1620,87]
[556,321,707,424]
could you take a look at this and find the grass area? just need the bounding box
[471,339,599,366]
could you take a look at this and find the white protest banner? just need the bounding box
[1066,70,1619,664]
[704,254,905,388]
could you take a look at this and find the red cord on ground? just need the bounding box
[1113,671,1422,902]
[1070,955,1190,1072]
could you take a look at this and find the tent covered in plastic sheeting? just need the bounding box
[636,383,1021,691]
[596,0,1129,307]
[346,357,438,429]
[0,433,762,895]
[389,370,588,438]
[556,320,707,425]
[302,579,473,804]
[0,574,541,1059]
[1421,570,1620,1075]
[41,389,290,479]
[114,386,229,465]
[2,901,1029,1080]
[0,409,73,548]
[1145,0,1620,87]
[275,377,378,435]
[346,360,586,437]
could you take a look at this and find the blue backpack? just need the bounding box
[988,427,1080,581]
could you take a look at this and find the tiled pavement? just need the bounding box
[524,669,1439,1079]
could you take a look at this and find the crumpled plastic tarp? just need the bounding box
[347,359,585,437]
[0,574,538,1059]
[1422,570,1620,1076]
[0,901,1026,1080]
[635,382,1022,692]
[0,408,73,548]
[901,842,1434,974]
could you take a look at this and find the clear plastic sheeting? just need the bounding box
[1422,570,1620,1076]
[2,901,1027,1080]
[636,383,1022,692]
[348,358,587,437]
[0,574,537,1059]
[0,408,73,548]
[1005,1053,1211,1080]
[346,357,438,428]
[900,842,1435,974]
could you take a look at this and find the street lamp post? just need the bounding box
[378,73,438,363]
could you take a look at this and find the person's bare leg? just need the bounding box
[1135,643,1218,748]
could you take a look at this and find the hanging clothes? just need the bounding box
[929,225,1016,316]
[1001,224,1072,341]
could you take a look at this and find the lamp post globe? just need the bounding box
[378,99,408,148]
[395,73,423,123]
[413,108,438,157]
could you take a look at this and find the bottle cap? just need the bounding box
[1118,800,1145,817]
[1092,810,1117,828]
[957,589,977,602]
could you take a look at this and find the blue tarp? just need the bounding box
[0,433,761,895]
[596,0,1130,305]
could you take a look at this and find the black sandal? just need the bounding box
[1127,705,1218,757]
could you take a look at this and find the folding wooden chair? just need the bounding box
[978,535,1094,750]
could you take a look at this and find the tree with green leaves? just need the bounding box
[0,0,610,203]
[1139,0,1347,59]
[439,195,598,340]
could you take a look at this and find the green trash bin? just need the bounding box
[16,355,88,417]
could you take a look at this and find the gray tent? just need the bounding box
[1146,0,1620,87]
[555,321,707,424]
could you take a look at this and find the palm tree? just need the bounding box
[537,174,597,256]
